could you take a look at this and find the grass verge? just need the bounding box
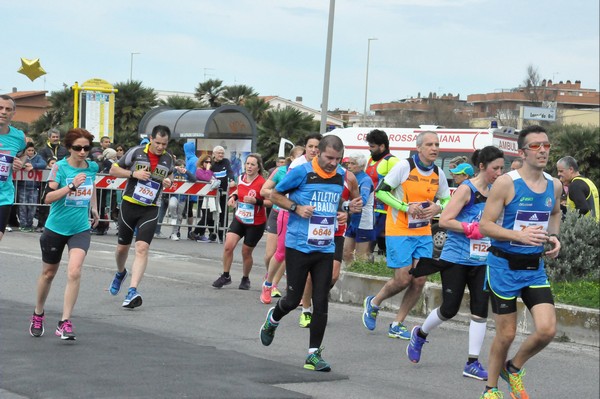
[346,260,599,309]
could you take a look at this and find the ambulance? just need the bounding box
[326,125,519,172]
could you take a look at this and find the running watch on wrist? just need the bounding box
[68,183,77,191]
[289,202,297,213]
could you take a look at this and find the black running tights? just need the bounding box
[273,248,333,349]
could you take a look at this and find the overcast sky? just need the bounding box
[4,0,599,112]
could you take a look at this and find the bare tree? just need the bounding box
[495,107,520,128]
[521,64,557,105]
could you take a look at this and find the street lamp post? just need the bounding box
[130,52,141,81]
[363,38,377,126]
[319,0,336,134]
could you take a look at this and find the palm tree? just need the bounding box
[257,106,316,167]
[222,84,258,105]
[547,125,600,188]
[158,95,204,109]
[31,87,74,144]
[243,97,270,125]
[195,79,225,108]
[113,80,157,141]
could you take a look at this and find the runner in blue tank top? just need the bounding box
[259,135,362,372]
[0,95,26,241]
[29,128,100,341]
[478,125,562,399]
[405,146,505,383]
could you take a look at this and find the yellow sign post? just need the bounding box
[72,79,118,141]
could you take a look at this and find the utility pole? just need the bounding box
[130,52,141,81]
[362,38,377,126]
[319,0,335,134]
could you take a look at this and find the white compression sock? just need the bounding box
[468,318,487,357]
[421,307,446,335]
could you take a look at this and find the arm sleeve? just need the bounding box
[374,159,410,212]
[376,190,409,212]
[436,169,452,209]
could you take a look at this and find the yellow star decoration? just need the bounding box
[18,58,47,82]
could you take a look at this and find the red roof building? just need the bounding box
[1,90,49,124]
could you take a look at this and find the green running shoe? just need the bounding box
[500,367,528,399]
[480,387,504,399]
[299,311,312,328]
[304,348,331,372]
[260,307,278,346]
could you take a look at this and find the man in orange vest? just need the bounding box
[362,131,451,339]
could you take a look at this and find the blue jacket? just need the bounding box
[24,153,47,170]
[183,142,199,203]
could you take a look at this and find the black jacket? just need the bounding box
[38,141,68,161]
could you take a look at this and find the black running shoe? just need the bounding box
[212,274,232,288]
[29,312,45,337]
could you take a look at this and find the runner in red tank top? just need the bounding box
[212,154,271,290]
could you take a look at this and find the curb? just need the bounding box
[330,271,600,347]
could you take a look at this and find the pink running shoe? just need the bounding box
[260,284,273,304]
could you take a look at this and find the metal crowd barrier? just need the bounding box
[11,169,230,242]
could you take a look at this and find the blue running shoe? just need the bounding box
[122,288,143,308]
[463,360,489,381]
[260,307,279,346]
[406,326,427,363]
[109,269,128,296]
[388,322,411,339]
[304,348,331,372]
[362,295,379,330]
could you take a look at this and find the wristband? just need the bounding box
[255,198,263,206]
[230,194,238,201]
[549,233,559,238]
[130,170,134,178]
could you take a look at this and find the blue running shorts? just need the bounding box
[386,235,432,268]
[485,252,550,300]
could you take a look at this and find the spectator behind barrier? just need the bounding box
[17,142,46,232]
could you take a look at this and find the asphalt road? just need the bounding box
[1,228,598,399]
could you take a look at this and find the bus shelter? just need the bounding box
[138,105,258,168]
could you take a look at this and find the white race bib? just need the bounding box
[235,202,255,224]
[469,237,490,262]
[307,215,334,247]
[132,180,160,205]
[0,154,15,182]
[511,210,550,247]
[408,201,430,229]
[65,177,94,208]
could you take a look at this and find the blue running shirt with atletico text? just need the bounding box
[275,160,345,254]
